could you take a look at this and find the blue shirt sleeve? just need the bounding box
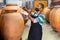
[35,13,45,26]
[30,12,35,16]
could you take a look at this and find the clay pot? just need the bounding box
[52,0,60,3]
[0,4,24,40]
[0,8,2,15]
[49,8,60,33]
[43,7,51,22]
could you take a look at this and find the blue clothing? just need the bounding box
[31,11,45,26]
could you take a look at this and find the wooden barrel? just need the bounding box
[43,7,51,22]
[49,8,60,33]
[0,4,24,40]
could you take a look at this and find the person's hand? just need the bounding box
[21,8,29,16]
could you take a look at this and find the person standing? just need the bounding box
[28,3,45,40]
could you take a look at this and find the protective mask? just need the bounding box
[35,8,39,11]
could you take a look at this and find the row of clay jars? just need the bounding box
[43,7,60,33]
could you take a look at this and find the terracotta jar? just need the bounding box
[0,8,2,15]
[0,4,24,40]
[43,7,51,22]
[52,0,60,3]
[49,8,60,33]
